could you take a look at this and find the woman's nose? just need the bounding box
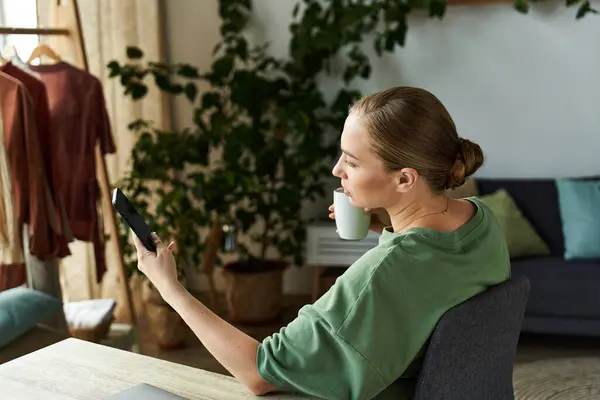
[332,158,343,178]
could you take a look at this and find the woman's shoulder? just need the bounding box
[327,240,411,299]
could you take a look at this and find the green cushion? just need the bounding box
[556,179,600,260]
[477,189,550,259]
[0,287,63,348]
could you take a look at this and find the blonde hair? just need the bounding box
[350,86,484,192]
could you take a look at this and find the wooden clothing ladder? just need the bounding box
[0,0,138,344]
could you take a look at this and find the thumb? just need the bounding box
[151,232,166,251]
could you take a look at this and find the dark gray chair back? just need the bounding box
[413,276,530,400]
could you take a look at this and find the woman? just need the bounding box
[132,86,510,400]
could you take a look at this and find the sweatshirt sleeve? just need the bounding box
[255,248,396,400]
[256,303,387,400]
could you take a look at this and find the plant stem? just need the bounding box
[260,186,273,261]
[260,218,271,261]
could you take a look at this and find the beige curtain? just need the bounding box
[37,0,170,309]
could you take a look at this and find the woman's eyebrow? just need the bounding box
[342,150,359,160]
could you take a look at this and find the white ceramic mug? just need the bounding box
[334,188,370,240]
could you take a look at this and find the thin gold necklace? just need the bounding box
[394,196,449,233]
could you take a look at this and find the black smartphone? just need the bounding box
[112,188,157,252]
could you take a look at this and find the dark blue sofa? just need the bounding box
[477,177,600,337]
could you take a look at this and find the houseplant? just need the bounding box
[112,118,210,348]
[110,0,596,326]
[108,0,340,324]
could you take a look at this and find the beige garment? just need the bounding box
[0,101,9,246]
[0,91,24,265]
[37,0,169,306]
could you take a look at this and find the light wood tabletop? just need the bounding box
[0,338,315,399]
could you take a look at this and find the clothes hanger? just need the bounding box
[26,43,61,65]
[2,44,18,63]
[2,44,40,77]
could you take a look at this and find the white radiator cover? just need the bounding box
[306,222,380,267]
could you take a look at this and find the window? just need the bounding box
[0,0,39,61]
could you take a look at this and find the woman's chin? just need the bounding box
[348,197,361,207]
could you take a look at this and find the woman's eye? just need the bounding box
[345,161,357,168]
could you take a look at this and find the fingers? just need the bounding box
[328,204,335,220]
[167,241,177,252]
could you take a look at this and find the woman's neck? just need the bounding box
[387,194,449,233]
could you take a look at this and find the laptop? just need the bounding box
[106,383,187,399]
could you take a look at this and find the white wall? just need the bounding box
[249,0,600,179]
[164,0,600,294]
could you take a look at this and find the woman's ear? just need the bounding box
[395,168,419,193]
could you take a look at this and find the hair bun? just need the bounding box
[446,138,484,190]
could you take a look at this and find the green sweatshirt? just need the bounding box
[257,197,510,399]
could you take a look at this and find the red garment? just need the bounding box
[0,263,25,291]
[31,62,116,282]
[0,62,70,258]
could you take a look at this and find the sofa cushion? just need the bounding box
[477,178,564,256]
[556,179,600,260]
[0,287,63,348]
[477,189,550,259]
[511,256,600,319]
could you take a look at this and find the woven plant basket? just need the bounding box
[145,301,188,349]
[141,280,188,349]
[68,315,114,343]
[222,260,287,324]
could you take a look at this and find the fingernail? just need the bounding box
[151,232,158,239]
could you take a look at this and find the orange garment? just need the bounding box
[31,62,116,282]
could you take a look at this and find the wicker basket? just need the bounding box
[222,260,287,324]
[68,314,114,343]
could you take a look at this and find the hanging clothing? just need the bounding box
[0,103,10,247]
[0,71,58,259]
[30,62,116,282]
[0,71,59,290]
[0,91,25,290]
[0,64,72,324]
[0,62,72,258]
[0,86,25,291]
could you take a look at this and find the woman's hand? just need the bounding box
[131,231,180,296]
[328,204,390,235]
[131,231,276,396]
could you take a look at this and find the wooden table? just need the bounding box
[0,338,313,399]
